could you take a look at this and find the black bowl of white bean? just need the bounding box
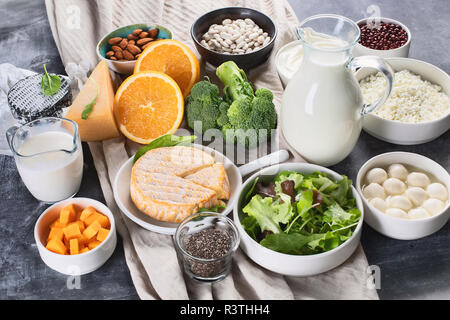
[191,7,277,69]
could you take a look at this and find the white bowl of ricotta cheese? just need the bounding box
[356,57,450,145]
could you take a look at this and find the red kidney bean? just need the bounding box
[359,22,408,50]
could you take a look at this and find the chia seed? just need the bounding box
[184,228,232,278]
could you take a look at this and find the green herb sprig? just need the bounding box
[81,80,99,120]
[41,64,61,96]
[133,134,197,163]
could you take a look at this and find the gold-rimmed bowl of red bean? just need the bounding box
[353,17,411,58]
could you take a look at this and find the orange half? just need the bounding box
[134,39,200,98]
[114,71,184,144]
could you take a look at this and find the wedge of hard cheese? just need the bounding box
[186,164,230,200]
[66,60,121,141]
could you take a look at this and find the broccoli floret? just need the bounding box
[217,101,231,128]
[186,78,224,133]
[215,61,277,147]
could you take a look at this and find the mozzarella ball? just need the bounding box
[369,197,387,213]
[383,178,406,195]
[366,168,388,184]
[388,195,412,211]
[363,183,386,200]
[407,172,431,188]
[408,207,431,220]
[388,163,409,181]
[426,183,448,201]
[405,187,428,206]
[422,199,445,216]
[385,208,408,219]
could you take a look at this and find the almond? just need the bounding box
[148,29,159,38]
[137,38,153,46]
[132,29,143,36]
[115,50,124,59]
[123,50,135,60]
[111,45,122,53]
[108,37,122,45]
[110,56,117,60]
[127,44,141,55]
[128,34,139,40]
[119,39,128,49]
[106,51,115,58]
[139,32,149,38]
[129,40,135,45]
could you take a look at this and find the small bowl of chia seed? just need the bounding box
[174,213,240,282]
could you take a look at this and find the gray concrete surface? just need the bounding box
[0,0,448,300]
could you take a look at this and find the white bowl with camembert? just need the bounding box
[114,144,242,235]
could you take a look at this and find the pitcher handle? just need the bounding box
[6,125,19,152]
[347,56,394,115]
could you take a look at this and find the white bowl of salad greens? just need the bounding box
[233,163,364,276]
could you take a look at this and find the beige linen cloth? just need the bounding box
[45,0,378,300]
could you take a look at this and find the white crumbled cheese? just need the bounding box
[359,70,450,123]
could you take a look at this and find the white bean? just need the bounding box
[211,39,220,48]
[220,32,231,40]
[219,40,229,48]
[245,18,255,25]
[248,32,258,40]
[222,19,232,25]
[236,36,245,44]
[257,35,265,44]
[263,37,271,46]
[236,41,246,49]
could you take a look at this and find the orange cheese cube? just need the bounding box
[97,228,110,242]
[46,239,67,255]
[51,219,67,228]
[69,239,79,255]
[84,212,103,226]
[63,223,82,240]
[77,234,89,246]
[47,227,64,242]
[69,220,85,232]
[80,247,90,254]
[88,240,102,250]
[96,215,110,229]
[83,220,101,240]
[60,204,76,224]
[80,206,96,222]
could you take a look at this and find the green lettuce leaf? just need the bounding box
[242,195,281,234]
[260,232,324,255]
[241,215,261,241]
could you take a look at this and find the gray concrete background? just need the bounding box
[0,0,448,300]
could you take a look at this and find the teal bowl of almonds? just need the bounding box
[97,23,173,75]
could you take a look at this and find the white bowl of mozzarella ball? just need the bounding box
[357,152,449,240]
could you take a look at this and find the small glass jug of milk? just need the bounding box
[6,117,83,203]
[281,14,394,166]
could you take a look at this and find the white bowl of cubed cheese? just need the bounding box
[34,198,117,275]
[356,58,450,145]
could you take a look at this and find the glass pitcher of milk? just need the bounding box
[6,117,83,203]
[281,14,394,166]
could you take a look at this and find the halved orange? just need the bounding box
[114,71,184,144]
[134,39,200,98]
